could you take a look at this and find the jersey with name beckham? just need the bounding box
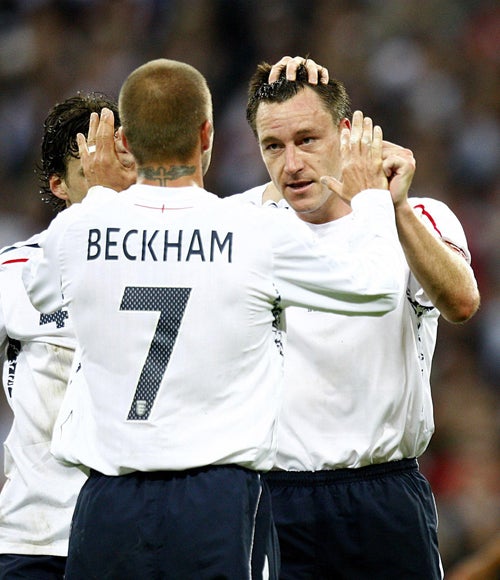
[23,184,404,476]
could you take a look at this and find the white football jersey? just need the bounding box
[0,233,86,556]
[238,185,472,470]
[24,184,404,475]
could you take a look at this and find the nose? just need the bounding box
[284,145,304,176]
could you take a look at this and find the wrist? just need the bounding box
[393,198,413,215]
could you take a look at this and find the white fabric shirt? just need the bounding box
[23,184,404,476]
[0,233,86,556]
[238,185,472,470]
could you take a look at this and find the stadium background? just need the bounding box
[0,0,498,572]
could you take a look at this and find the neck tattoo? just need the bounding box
[140,165,195,185]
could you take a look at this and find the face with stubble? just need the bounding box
[256,87,349,224]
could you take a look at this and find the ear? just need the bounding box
[116,126,130,152]
[49,174,70,202]
[340,117,351,130]
[200,120,214,152]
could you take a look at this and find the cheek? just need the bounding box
[72,175,87,193]
[262,154,280,178]
[69,174,89,201]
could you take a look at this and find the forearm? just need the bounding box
[394,201,480,323]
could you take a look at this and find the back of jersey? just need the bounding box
[54,185,286,475]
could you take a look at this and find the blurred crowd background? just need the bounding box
[0,0,498,573]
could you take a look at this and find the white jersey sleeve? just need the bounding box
[266,189,405,314]
[24,184,404,476]
[410,197,471,262]
[0,233,86,557]
[408,197,472,307]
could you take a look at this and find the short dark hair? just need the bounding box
[38,92,119,212]
[118,59,212,167]
[246,61,351,137]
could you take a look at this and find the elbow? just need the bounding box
[441,289,481,324]
[452,298,480,324]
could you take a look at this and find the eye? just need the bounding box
[264,142,282,152]
[301,136,315,146]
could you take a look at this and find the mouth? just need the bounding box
[285,180,313,194]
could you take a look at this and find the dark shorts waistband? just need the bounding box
[89,464,257,481]
[263,458,418,486]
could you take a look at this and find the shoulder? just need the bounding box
[0,231,45,266]
[218,193,264,214]
[409,197,462,226]
[229,184,268,206]
[218,194,308,241]
[45,187,118,238]
[409,197,471,262]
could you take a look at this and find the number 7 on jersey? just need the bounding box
[120,286,191,420]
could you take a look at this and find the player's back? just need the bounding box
[36,184,404,477]
[53,184,292,475]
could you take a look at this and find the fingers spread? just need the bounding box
[94,108,116,154]
[361,116,374,147]
[86,112,99,146]
[372,125,383,158]
[77,133,91,163]
[349,110,364,146]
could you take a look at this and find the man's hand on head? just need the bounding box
[268,56,329,85]
[77,107,136,192]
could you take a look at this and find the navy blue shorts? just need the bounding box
[0,554,66,579]
[264,458,443,579]
[65,464,279,580]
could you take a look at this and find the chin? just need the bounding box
[289,200,317,214]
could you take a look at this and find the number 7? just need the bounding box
[120,286,191,421]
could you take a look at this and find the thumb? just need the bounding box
[320,175,342,195]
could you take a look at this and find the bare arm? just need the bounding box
[383,141,480,323]
[394,202,479,322]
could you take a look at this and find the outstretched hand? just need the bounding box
[77,107,136,192]
[321,111,388,204]
[269,55,329,85]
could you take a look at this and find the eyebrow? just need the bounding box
[260,127,317,146]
